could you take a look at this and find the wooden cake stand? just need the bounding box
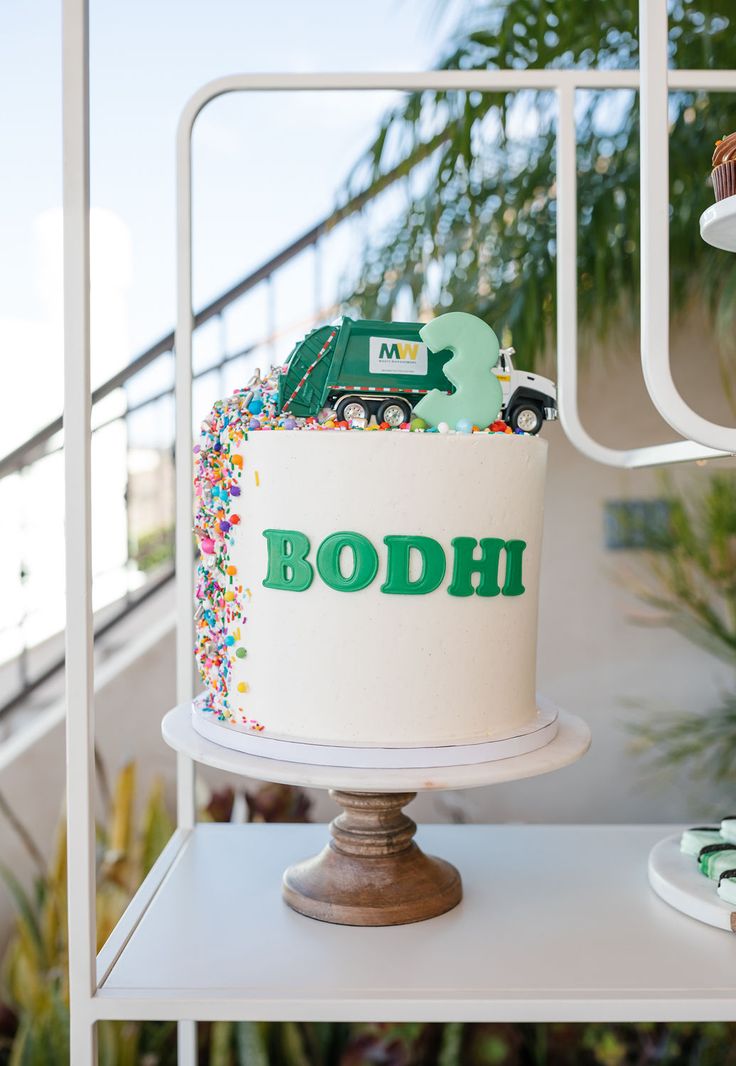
[163,703,590,927]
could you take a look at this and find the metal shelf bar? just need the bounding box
[62,0,98,1060]
[639,2,736,455]
[556,83,727,468]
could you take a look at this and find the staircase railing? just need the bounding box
[0,134,446,719]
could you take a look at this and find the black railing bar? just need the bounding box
[32,339,266,461]
[95,313,344,434]
[0,130,448,482]
[0,339,175,480]
[0,564,176,721]
[18,298,342,460]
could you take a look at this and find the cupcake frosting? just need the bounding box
[713,132,736,167]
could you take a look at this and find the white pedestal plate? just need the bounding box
[700,193,736,252]
[163,702,590,926]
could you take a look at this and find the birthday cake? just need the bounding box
[193,312,556,751]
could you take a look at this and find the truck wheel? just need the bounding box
[336,397,371,423]
[509,402,543,434]
[378,398,411,427]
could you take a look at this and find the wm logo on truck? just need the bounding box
[369,336,428,376]
[379,341,419,360]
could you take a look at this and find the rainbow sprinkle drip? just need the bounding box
[193,388,261,732]
[193,368,528,733]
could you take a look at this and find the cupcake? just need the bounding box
[712,132,736,201]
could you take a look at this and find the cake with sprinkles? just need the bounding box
[193,311,555,750]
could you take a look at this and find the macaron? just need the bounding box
[680,827,722,856]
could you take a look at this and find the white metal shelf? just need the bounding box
[92,824,736,1023]
[700,195,736,253]
[62,0,736,1059]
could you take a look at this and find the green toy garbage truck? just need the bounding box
[276,317,557,433]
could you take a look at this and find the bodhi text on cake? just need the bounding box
[262,529,526,597]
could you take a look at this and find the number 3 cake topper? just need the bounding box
[414,311,504,430]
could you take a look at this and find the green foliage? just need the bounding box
[192,1021,736,1065]
[625,472,736,788]
[130,526,174,574]
[632,473,736,659]
[343,0,736,371]
[0,762,176,1066]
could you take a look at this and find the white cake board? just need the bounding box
[648,834,736,934]
[162,701,590,792]
[190,695,560,769]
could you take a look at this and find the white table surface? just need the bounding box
[95,823,736,1022]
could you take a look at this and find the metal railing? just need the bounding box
[0,133,445,718]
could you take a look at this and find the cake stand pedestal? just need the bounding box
[283,789,461,925]
[162,703,590,926]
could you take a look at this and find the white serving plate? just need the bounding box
[648,834,736,933]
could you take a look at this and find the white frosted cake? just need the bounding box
[193,312,554,753]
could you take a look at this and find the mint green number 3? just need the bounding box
[414,312,504,430]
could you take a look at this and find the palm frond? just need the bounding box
[340,1,736,373]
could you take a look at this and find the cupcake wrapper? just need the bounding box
[713,161,736,201]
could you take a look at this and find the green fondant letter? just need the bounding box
[448,537,505,597]
[316,531,378,592]
[381,535,446,595]
[501,539,526,596]
[262,528,313,591]
[448,537,527,597]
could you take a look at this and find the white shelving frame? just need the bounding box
[62,0,736,1061]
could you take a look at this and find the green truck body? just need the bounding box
[277,317,452,421]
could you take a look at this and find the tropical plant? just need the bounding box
[624,471,736,791]
[0,763,323,1066]
[130,525,175,574]
[0,761,176,1066]
[343,0,736,384]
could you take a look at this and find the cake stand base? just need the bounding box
[162,702,590,927]
[282,789,462,925]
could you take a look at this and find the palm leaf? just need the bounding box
[139,776,174,878]
[210,1020,235,1066]
[340,1,736,374]
[0,866,44,961]
[236,1022,270,1066]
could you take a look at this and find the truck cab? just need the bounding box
[494,347,557,434]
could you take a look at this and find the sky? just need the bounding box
[0,0,466,658]
[1,0,463,445]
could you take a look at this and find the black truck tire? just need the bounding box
[509,402,544,434]
[377,398,412,427]
[336,396,372,423]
